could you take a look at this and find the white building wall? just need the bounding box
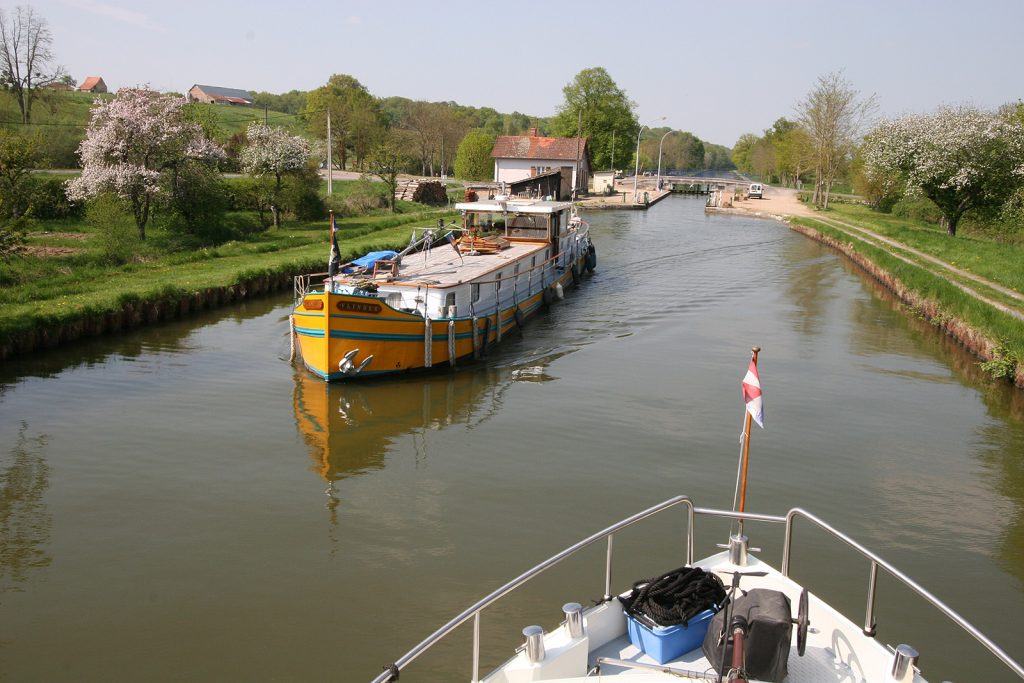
[494,158,581,189]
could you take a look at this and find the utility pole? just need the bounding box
[327,110,333,196]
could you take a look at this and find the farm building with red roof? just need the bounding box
[491,128,590,196]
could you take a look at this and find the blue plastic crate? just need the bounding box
[625,608,716,664]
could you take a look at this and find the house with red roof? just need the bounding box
[491,128,590,196]
[77,76,107,93]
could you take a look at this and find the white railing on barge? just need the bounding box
[369,495,1024,683]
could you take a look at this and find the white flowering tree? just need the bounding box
[862,106,1024,236]
[238,122,316,228]
[66,88,224,240]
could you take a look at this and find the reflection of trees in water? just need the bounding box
[0,422,51,591]
[838,254,1024,586]
[975,389,1024,589]
[0,296,285,389]
[782,239,839,337]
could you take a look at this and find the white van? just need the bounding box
[748,183,763,199]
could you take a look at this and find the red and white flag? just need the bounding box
[742,359,764,428]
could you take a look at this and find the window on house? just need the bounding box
[471,283,480,302]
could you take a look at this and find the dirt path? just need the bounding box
[730,184,815,218]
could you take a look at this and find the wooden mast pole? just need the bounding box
[737,346,760,534]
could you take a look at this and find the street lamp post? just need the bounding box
[656,130,679,192]
[633,116,666,203]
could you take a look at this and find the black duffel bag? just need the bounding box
[702,588,792,682]
[618,566,725,629]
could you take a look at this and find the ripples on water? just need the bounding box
[1,197,1023,680]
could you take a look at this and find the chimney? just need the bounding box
[528,127,538,137]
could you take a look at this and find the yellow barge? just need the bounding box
[291,198,594,381]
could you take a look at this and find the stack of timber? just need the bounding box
[394,179,420,201]
[457,234,510,254]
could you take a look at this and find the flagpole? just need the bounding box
[737,345,760,536]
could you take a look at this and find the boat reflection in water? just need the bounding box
[292,360,556,487]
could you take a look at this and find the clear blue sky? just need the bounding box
[29,0,1024,147]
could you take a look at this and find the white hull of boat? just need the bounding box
[486,551,919,682]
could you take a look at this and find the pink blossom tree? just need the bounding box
[66,88,224,240]
[238,122,316,228]
[863,106,1024,236]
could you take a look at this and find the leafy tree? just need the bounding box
[251,89,308,116]
[731,133,759,173]
[0,128,43,219]
[851,144,901,211]
[87,193,136,264]
[862,106,1024,236]
[703,143,735,171]
[796,72,876,209]
[0,6,66,124]
[364,136,408,213]
[750,137,775,182]
[158,162,230,242]
[0,214,25,260]
[238,122,317,228]
[393,99,470,177]
[774,126,814,187]
[551,67,638,171]
[639,128,705,173]
[182,102,226,144]
[454,129,495,180]
[66,88,224,240]
[305,74,383,171]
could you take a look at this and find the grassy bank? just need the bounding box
[1,208,454,356]
[789,213,1024,382]
[817,203,1024,293]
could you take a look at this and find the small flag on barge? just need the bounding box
[328,211,341,278]
[742,357,764,429]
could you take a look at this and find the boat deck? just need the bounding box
[578,553,909,681]
[486,552,917,682]
[338,239,548,289]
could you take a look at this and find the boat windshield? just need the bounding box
[463,211,551,240]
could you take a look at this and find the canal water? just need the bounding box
[2,196,1022,681]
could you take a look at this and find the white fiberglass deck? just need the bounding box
[486,552,921,683]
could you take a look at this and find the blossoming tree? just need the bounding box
[862,106,1024,236]
[66,88,224,240]
[238,122,316,228]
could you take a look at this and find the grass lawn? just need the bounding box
[791,213,1024,374]
[813,203,1024,295]
[1,205,455,346]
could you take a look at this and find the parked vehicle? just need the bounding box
[749,183,763,199]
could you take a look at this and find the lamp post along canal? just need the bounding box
[633,116,665,203]
[656,130,678,192]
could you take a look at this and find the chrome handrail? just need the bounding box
[781,507,1024,679]
[370,498,1024,682]
[369,495,695,683]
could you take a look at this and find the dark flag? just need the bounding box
[328,211,341,277]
